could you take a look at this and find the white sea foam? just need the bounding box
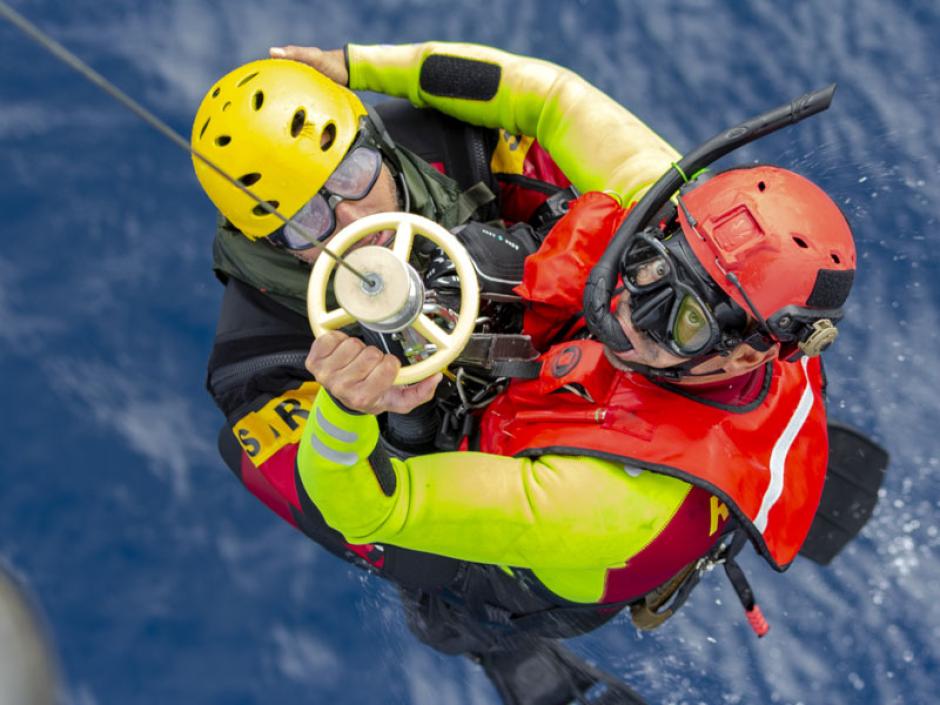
[43,356,214,500]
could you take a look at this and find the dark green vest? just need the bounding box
[212,144,494,317]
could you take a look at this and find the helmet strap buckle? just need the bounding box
[798,319,838,357]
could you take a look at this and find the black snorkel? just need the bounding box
[583,84,838,352]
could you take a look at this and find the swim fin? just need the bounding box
[480,637,649,705]
[799,421,890,565]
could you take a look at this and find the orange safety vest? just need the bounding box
[479,338,828,571]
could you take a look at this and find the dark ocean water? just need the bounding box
[1,1,938,703]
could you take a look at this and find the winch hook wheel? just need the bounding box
[307,211,480,386]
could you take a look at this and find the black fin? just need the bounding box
[800,421,889,565]
[481,638,648,705]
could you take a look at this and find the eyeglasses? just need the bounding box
[267,126,385,251]
[621,230,745,357]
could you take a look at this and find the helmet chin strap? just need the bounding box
[361,105,411,213]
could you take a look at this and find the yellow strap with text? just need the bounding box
[232,381,321,465]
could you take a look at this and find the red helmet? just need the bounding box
[677,165,856,357]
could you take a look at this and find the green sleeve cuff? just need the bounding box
[299,388,379,471]
[348,43,428,104]
[297,388,403,540]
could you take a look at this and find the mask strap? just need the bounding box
[363,107,409,213]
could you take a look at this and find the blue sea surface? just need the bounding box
[1,1,938,703]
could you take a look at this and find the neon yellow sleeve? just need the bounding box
[347,42,681,205]
[298,388,692,600]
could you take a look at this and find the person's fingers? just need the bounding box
[339,355,400,413]
[332,345,386,386]
[411,372,443,406]
[307,334,441,414]
[306,331,347,374]
[359,354,401,391]
[268,45,349,85]
[269,45,319,62]
[309,334,365,378]
[383,373,443,414]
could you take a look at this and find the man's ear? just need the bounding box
[724,341,781,375]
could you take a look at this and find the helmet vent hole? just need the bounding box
[290,109,306,138]
[831,252,841,264]
[222,101,231,112]
[252,90,264,111]
[236,71,259,87]
[238,173,262,187]
[199,117,210,139]
[252,200,279,217]
[792,236,809,249]
[211,87,221,98]
[320,123,336,151]
[215,135,232,147]
[758,181,766,192]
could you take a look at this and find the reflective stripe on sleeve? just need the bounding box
[309,430,360,467]
[316,406,359,444]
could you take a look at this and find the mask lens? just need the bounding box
[622,239,671,292]
[672,294,713,354]
[324,147,382,199]
[281,194,335,248]
[265,142,383,251]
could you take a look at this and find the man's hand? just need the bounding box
[269,45,349,86]
[306,332,443,415]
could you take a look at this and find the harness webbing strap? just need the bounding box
[488,359,542,379]
[441,181,497,225]
[629,560,700,630]
[722,531,771,637]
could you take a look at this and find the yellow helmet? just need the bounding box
[191,59,367,239]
